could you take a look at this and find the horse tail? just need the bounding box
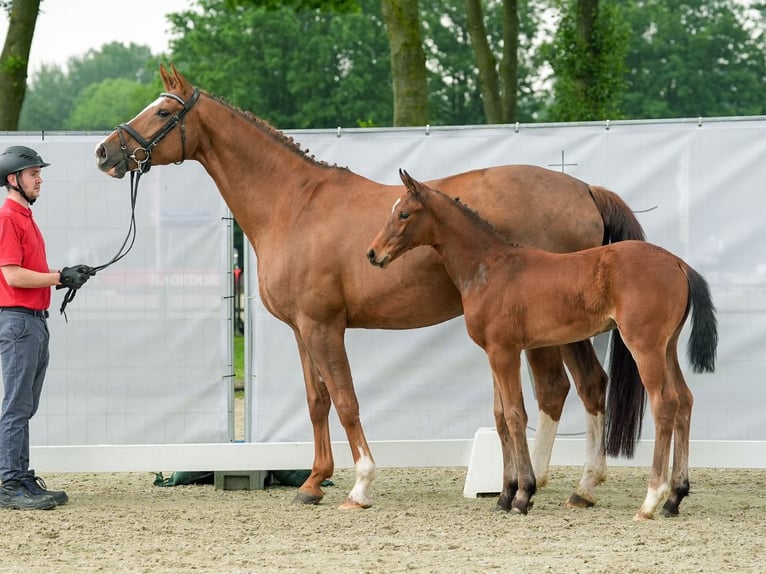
[604,331,646,458]
[587,185,646,244]
[589,184,647,458]
[684,265,718,373]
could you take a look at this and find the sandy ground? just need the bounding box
[1,466,763,573]
[3,400,763,573]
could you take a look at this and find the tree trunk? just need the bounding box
[499,0,518,123]
[464,0,518,124]
[0,0,41,130]
[575,0,598,96]
[464,0,502,123]
[380,0,428,126]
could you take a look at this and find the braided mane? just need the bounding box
[205,91,348,171]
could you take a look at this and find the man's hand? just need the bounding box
[59,265,96,289]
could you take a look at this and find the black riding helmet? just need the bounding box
[0,145,51,185]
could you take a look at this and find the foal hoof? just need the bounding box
[632,510,654,522]
[661,500,680,517]
[566,492,596,509]
[291,491,323,505]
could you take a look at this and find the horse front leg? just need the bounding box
[560,339,609,508]
[489,348,536,515]
[492,378,517,513]
[298,319,375,510]
[291,334,334,505]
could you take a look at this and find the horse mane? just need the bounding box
[204,91,350,172]
[432,190,522,248]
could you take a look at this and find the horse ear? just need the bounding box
[159,64,172,89]
[399,169,419,196]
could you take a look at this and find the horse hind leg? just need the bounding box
[525,346,571,490]
[630,347,677,521]
[560,340,609,508]
[662,342,693,517]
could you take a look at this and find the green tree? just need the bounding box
[0,0,41,129]
[66,77,159,131]
[380,0,428,125]
[167,0,391,128]
[620,0,766,118]
[546,0,629,121]
[19,42,160,130]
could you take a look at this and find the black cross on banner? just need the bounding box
[548,150,578,173]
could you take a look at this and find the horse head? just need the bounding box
[95,64,200,178]
[367,169,431,268]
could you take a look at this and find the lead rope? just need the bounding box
[59,170,142,320]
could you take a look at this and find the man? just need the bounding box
[0,145,94,510]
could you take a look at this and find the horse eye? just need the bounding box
[398,212,409,220]
[158,109,171,118]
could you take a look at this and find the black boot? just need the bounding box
[0,480,57,510]
[21,472,68,506]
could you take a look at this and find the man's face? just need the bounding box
[10,166,43,201]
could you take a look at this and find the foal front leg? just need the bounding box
[489,349,536,515]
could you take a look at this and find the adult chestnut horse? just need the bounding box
[368,171,717,520]
[95,64,645,510]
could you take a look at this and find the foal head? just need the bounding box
[367,169,436,268]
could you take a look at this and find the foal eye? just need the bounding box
[398,212,409,220]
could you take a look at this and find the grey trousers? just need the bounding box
[0,311,50,483]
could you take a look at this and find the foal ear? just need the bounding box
[399,169,420,196]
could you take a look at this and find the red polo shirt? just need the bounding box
[0,198,51,310]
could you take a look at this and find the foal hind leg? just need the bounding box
[525,347,571,489]
[631,349,678,521]
[662,347,693,517]
[560,340,609,508]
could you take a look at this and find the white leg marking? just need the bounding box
[347,449,376,507]
[637,483,670,520]
[532,411,558,487]
[575,411,607,500]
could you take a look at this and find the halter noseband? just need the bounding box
[116,87,200,174]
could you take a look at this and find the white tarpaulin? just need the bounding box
[248,117,766,444]
[0,134,230,446]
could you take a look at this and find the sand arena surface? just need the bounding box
[0,465,763,573]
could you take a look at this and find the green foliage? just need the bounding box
[620,0,766,118]
[66,78,159,131]
[19,42,161,131]
[546,0,629,121]
[167,0,392,128]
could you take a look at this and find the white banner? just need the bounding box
[249,117,766,443]
[0,135,230,446]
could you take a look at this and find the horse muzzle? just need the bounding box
[95,140,128,179]
[366,248,388,268]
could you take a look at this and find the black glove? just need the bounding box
[59,265,96,290]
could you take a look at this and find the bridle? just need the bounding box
[115,87,200,175]
[60,87,201,319]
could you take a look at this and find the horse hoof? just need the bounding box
[338,498,372,510]
[566,493,595,509]
[291,491,323,505]
[661,500,680,517]
[633,511,654,522]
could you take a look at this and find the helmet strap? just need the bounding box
[7,171,36,205]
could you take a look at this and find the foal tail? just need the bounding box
[590,184,649,459]
[685,265,718,373]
